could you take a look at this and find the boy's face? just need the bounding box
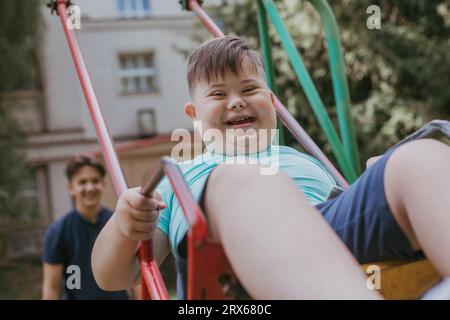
[184,58,277,154]
[68,166,105,211]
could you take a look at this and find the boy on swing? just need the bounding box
[92,37,450,299]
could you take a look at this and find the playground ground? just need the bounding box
[0,256,178,300]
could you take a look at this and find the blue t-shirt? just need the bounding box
[42,208,129,300]
[155,145,337,257]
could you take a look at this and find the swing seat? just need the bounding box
[190,241,441,300]
[361,259,440,300]
[189,240,241,300]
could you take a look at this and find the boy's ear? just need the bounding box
[184,102,197,120]
[269,90,276,106]
[67,181,76,196]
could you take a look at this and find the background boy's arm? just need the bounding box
[42,263,63,299]
[92,189,169,292]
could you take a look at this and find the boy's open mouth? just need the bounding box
[225,116,256,127]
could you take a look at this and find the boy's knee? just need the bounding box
[391,139,449,170]
[205,163,291,212]
[208,163,279,189]
[409,138,448,152]
[204,164,270,241]
[386,138,449,192]
[400,138,448,154]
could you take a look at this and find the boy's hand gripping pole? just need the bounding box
[50,0,168,300]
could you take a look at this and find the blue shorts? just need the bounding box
[315,148,423,263]
[175,147,424,298]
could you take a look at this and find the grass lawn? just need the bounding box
[0,259,42,299]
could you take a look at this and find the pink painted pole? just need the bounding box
[189,0,224,37]
[55,0,168,299]
[273,97,349,188]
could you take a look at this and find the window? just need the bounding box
[20,171,39,215]
[117,0,151,18]
[18,166,50,221]
[137,109,156,137]
[118,53,157,94]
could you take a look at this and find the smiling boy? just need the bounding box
[42,155,129,300]
[92,37,450,299]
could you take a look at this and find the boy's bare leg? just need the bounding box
[385,139,450,276]
[203,164,381,299]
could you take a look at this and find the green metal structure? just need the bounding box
[256,0,361,181]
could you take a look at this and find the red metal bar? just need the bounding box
[188,0,349,189]
[161,157,208,300]
[141,158,207,240]
[161,158,207,239]
[56,1,127,195]
[273,97,349,188]
[55,0,168,299]
[189,0,224,37]
[140,157,208,301]
[90,134,173,157]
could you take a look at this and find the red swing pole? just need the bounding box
[53,0,168,300]
[188,0,349,189]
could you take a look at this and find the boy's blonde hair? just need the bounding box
[186,36,266,96]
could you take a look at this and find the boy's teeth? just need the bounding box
[228,117,253,125]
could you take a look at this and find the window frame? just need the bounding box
[117,52,158,95]
[117,0,151,18]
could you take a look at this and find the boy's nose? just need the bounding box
[227,97,247,110]
[85,182,95,191]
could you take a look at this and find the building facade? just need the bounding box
[23,0,208,224]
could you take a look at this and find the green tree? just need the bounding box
[0,0,40,218]
[207,0,449,169]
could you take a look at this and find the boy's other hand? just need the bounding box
[115,188,166,241]
[366,155,383,168]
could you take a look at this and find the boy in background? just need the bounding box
[42,155,129,300]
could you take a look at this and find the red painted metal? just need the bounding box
[141,157,211,299]
[273,96,349,188]
[89,134,174,157]
[142,158,231,300]
[56,0,127,195]
[188,241,238,300]
[55,0,168,300]
[140,157,208,241]
[161,158,207,237]
[188,0,224,37]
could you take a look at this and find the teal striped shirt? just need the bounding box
[155,145,337,257]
